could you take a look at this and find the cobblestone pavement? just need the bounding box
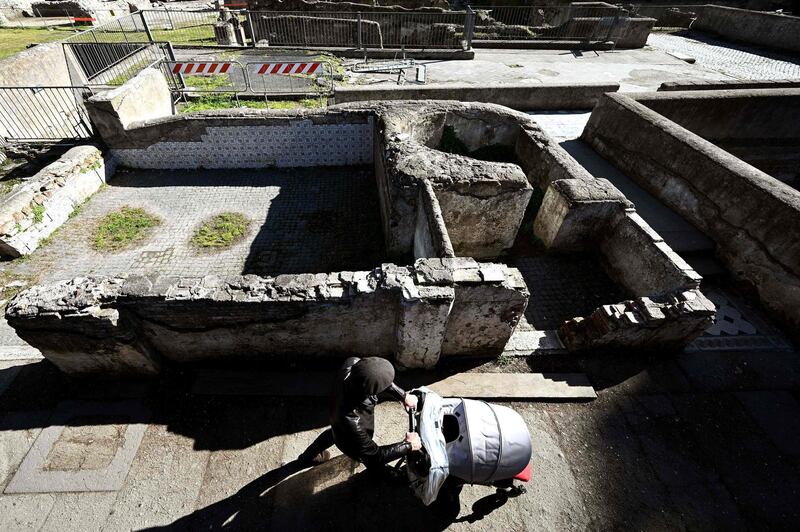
[508,253,627,330]
[7,166,386,283]
[647,31,800,80]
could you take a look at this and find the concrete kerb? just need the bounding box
[334,82,620,111]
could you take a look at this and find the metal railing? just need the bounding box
[141,9,242,46]
[62,11,150,44]
[0,87,93,142]
[468,5,626,42]
[627,4,699,30]
[64,41,174,87]
[57,9,474,50]
[250,10,472,50]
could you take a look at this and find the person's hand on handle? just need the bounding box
[403,393,418,412]
[405,431,422,452]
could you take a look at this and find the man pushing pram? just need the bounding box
[299,357,422,472]
[300,357,532,505]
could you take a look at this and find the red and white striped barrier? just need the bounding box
[254,62,322,75]
[170,62,232,75]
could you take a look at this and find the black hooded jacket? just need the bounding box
[330,357,411,468]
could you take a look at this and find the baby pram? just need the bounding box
[399,387,532,505]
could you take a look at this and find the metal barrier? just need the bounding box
[64,41,174,86]
[63,11,150,44]
[0,87,93,142]
[159,59,334,96]
[245,61,334,96]
[468,4,626,42]
[161,60,247,93]
[141,9,242,46]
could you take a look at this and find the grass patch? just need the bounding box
[93,206,160,252]
[0,177,23,196]
[151,23,216,45]
[31,204,45,224]
[184,74,231,91]
[0,25,84,60]
[179,95,325,113]
[192,212,249,249]
[0,271,35,308]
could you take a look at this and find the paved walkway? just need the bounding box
[8,166,385,283]
[647,31,800,81]
[1,348,799,530]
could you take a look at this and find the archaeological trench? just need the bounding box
[4,69,717,376]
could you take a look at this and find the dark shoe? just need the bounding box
[299,450,331,466]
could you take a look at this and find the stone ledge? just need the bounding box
[6,259,529,376]
[0,146,115,258]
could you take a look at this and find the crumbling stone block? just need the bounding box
[558,289,716,352]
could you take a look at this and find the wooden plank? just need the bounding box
[192,370,596,401]
[421,373,596,401]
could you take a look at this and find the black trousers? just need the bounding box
[300,429,391,472]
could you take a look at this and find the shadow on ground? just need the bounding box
[143,456,465,531]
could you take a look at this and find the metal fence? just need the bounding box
[0,7,124,29]
[64,41,174,87]
[0,87,93,142]
[627,4,699,30]
[469,5,626,42]
[250,11,472,49]
[58,9,474,50]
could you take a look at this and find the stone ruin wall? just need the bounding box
[0,146,116,257]
[6,259,528,376]
[5,70,719,376]
[582,90,800,341]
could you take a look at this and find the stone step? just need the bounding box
[192,370,596,402]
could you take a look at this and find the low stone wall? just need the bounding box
[559,289,715,352]
[334,82,620,111]
[582,91,800,337]
[6,259,528,376]
[694,5,800,54]
[632,89,800,143]
[375,102,534,259]
[0,146,115,257]
[600,210,702,297]
[86,70,374,170]
[414,180,455,259]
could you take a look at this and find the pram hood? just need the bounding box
[442,397,532,484]
[407,389,532,505]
